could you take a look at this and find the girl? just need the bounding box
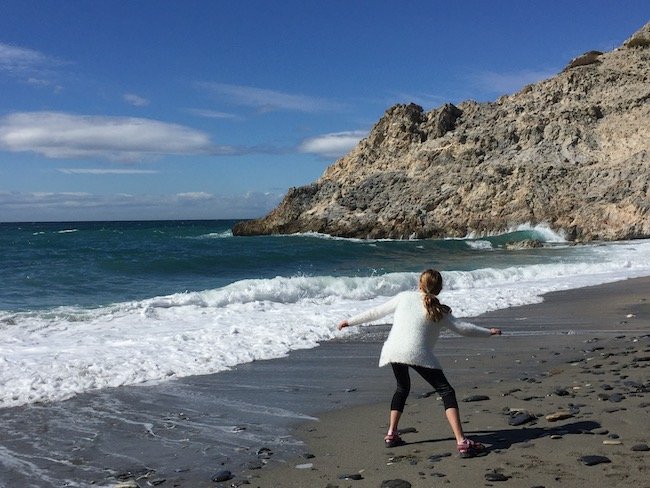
[338,269,501,457]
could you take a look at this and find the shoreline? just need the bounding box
[0,277,648,487]
[249,276,650,488]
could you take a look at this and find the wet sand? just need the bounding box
[0,277,648,487]
[249,277,650,488]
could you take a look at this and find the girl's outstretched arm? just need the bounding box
[446,315,501,337]
[337,294,401,330]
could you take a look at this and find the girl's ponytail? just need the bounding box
[419,269,451,322]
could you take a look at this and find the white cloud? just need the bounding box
[197,82,345,113]
[393,92,449,108]
[186,108,238,119]
[0,43,48,71]
[175,192,214,200]
[0,191,283,221]
[123,93,150,107]
[0,42,65,90]
[0,111,215,161]
[57,168,159,175]
[299,130,366,158]
[473,69,557,95]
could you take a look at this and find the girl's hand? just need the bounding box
[337,320,349,330]
[490,328,502,336]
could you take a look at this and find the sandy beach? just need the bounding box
[246,277,650,488]
[0,277,648,488]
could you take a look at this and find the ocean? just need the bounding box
[1,219,650,410]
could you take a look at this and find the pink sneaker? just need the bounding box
[457,438,486,458]
[384,432,406,448]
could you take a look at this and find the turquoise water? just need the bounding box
[0,220,586,311]
[1,219,649,408]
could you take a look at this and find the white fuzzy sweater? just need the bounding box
[347,291,492,369]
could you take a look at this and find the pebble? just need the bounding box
[609,393,624,402]
[631,443,650,451]
[295,463,313,469]
[508,410,536,426]
[484,471,509,481]
[211,470,233,482]
[462,395,490,402]
[339,473,363,480]
[545,412,574,422]
[381,480,412,488]
[603,440,622,445]
[579,455,611,466]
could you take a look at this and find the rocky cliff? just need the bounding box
[233,23,650,241]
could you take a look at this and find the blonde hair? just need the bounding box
[419,269,451,322]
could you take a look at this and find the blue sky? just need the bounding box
[1,1,648,222]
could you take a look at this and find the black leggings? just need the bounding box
[390,363,459,412]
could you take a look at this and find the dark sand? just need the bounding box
[0,277,648,488]
[249,277,650,488]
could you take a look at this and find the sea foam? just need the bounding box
[1,239,649,408]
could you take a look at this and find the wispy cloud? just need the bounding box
[0,43,48,71]
[472,69,557,95]
[299,130,366,159]
[123,93,150,107]
[185,108,238,120]
[175,191,214,200]
[0,42,65,90]
[57,168,159,175]
[0,111,215,162]
[0,191,284,221]
[197,82,345,113]
[392,92,450,108]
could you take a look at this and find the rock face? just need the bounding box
[233,23,650,241]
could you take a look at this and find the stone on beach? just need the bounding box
[339,473,363,480]
[507,409,537,426]
[631,443,650,451]
[211,469,233,482]
[462,394,490,402]
[579,455,611,466]
[545,411,574,422]
[381,480,412,488]
[485,471,510,482]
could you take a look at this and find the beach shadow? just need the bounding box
[405,420,602,453]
